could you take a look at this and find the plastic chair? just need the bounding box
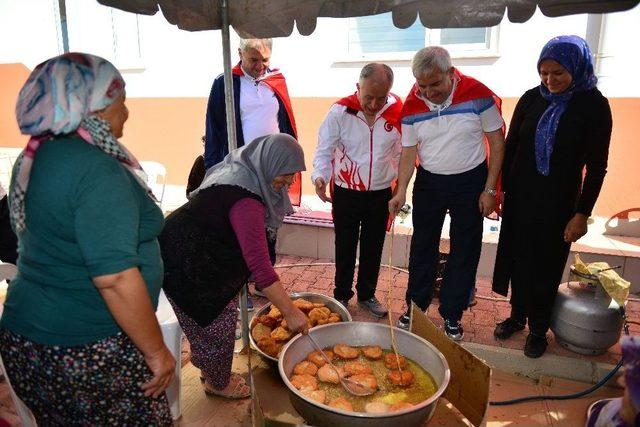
[140,161,167,209]
[155,289,182,420]
[0,156,15,191]
[0,263,38,427]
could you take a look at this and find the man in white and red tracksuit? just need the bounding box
[312,63,403,317]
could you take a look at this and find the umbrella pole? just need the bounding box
[219,0,250,352]
[57,0,70,52]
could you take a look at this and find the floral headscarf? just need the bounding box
[535,35,597,176]
[11,52,152,233]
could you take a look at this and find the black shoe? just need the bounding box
[494,317,525,340]
[524,333,548,358]
[397,310,410,329]
[444,319,464,341]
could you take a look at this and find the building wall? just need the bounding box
[0,1,639,222]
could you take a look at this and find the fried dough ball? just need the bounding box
[290,374,318,392]
[308,307,331,325]
[312,302,325,308]
[251,323,272,342]
[316,317,329,326]
[257,337,280,357]
[365,401,390,414]
[317,364,345,384]
[255,314,279,329]
[362,345,383,360]
[333,344,359,359]
[389,402,414,411]
[300,389,326,405]
[271,326,293,341]
[293,298,315,312]
[328,397,353,412]
[384,353,408,370]
[387,370,414,387]
[343,360,373,376]
[327,314,341,323]
[307,350,334,367]
[293,361,318,376]
[267,305,283,320]
[348,373,378,390]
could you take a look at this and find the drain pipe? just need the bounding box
[585,13,607,82]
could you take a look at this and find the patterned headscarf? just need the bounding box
[535,35,597,176]
[11,52,152,233]
[192,133,306,230]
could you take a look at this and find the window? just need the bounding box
[348,13,424,55]
[347,13,497,60]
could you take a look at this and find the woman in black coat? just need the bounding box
[492,35,613,358]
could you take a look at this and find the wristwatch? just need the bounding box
[484,188,498,196]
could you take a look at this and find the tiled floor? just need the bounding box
[271,254,638,366]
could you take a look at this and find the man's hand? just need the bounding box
[389,192,406,215]
[314,178,331,203]
[478,192,496,217]
[564,213,588,243]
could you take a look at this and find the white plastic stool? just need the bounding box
[0,263,38,427]
[155,290,182,420]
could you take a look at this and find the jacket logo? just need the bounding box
[384,121,394,132]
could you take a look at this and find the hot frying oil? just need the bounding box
[316,348,437,413]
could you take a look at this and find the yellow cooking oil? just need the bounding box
[315,348,437,413]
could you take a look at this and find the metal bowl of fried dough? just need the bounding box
[249,292,353,363]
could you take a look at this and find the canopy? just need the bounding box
[98,0,640,36]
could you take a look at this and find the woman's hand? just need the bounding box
[141,345,176,398]
[564,213,588,243]
[261,281,309,335]
[94,268,176,399]
[283,307,310,335]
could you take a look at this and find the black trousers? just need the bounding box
[508,220,570,335]
[406,163,486,322]
[332,185,391,301]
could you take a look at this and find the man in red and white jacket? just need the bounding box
[389,47,505,340]
[312,63,403,317]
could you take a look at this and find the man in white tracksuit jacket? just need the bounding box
[312,63,403,317]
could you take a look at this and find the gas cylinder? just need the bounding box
[550,268,623,355]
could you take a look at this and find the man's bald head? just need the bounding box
[359,63,394,86]
[357,63,394,118]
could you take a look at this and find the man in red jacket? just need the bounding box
[312,63,403,317]
[390,47,505,340]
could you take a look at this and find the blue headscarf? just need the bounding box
[535,35,597,176]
